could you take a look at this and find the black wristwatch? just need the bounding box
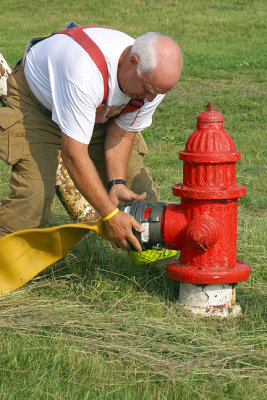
[107,179,126,192]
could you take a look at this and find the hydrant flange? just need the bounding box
[166,259,251,284]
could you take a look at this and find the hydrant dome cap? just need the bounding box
[180,103,240,162]
[197,103,224,123]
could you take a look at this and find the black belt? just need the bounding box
[40,104,52,118]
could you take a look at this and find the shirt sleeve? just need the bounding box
[114,94,165,132]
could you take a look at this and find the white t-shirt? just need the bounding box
[24,27,165,144]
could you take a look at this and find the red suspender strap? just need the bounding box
[119,99,144,116]
[54,26,109,104]
[53,26,144,120]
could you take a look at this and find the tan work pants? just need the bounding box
[0,61,158,237]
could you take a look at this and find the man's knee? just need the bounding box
[127,166,159,203]
[0,173,56,234]
[127,132,159,203]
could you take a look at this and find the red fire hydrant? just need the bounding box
[162,103,251,316]
[120,103,250,317]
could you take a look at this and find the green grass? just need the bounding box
[0,0,266,399]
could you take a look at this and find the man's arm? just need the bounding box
[104,121,146,205]
[60,132,144,251]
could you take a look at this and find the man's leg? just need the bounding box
[0,62,62,238]
[0,127,61,238]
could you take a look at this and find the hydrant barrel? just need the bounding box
[166,103,250,285]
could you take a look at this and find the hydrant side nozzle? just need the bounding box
[186,216,218,251]
[161,204,187,250]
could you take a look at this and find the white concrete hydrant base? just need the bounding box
[178,282,242,318]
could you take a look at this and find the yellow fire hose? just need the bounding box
[0,219,108,296]
[0,219,177,296]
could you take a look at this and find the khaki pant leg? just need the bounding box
[88,124,108,185]
[126,132,159,203]
[0,62,61,238]
[89,126,159,203]
[0,121,61,237]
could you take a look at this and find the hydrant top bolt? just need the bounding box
[206,102,215,112]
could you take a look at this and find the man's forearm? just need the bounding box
[61,134,116,217]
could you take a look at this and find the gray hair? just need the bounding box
[131,32,166,76]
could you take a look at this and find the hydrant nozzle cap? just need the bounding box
[197,103,224,123]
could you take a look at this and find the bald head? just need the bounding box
[118,32,182,101]
[131,32,183,93]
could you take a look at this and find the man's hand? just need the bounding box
[103,210,144,252]
[109,184,146,206]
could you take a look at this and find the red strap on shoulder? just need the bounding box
[119,99,144,116]
[53,26,145,119]
[54,26,108,104]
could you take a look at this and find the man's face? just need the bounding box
[119,53,172,102]
[121,68,158,102]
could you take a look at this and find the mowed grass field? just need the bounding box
[0,1,266,399]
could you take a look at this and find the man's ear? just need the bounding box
[129,53,139,66]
